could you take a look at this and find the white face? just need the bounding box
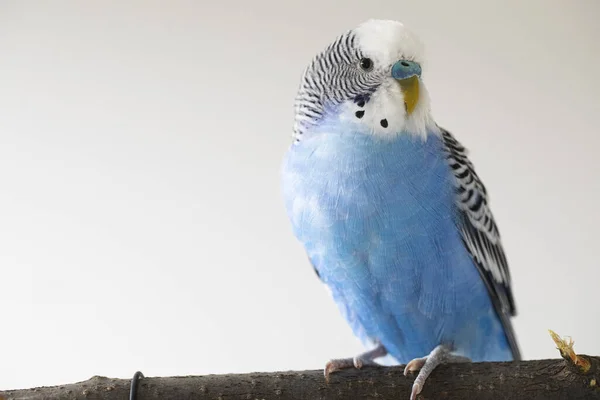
[354,19,425,71]
[293,19,438,141]
[342,19,436,138]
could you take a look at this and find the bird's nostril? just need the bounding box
[401,61,410,67]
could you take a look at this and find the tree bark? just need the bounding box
[1,356,599,400]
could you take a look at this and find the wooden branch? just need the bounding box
[1,331,597,399]
[2,356,599,400]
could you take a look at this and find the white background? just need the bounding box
[1,0,598,390]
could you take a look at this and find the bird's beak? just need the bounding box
[392,60,422,115]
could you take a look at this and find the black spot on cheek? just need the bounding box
[357,100,365,108]
[355,110,365,119]
[380,119,388,128]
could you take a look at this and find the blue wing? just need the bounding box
[440,127,521,360]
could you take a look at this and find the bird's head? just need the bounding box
[293,19,437,142]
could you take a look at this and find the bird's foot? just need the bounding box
[403,345,470,400]
[324,344,387,382]
[324,356,379,378]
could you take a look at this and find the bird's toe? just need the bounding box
[404,356,427,376]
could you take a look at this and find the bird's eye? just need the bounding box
[359,57,373,71]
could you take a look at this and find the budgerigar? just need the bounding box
[281,20,520,399]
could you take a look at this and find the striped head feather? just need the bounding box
[293,19,438,142]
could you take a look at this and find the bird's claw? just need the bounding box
[354,356,380,369]
[403,356,427,375]
[404,345,471,399]
[323,344,388,383]
[404,356,427,400]
[409,380,423,400]
[324,356,382,382]
[324,358,354,382]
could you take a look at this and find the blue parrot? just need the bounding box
[281,19,520,399]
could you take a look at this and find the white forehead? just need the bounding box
[353,19,425,67]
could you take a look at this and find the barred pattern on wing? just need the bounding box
[440,127,520,359]
[293,30,382,140]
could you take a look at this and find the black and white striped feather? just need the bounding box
[293,30,382,141]
[440,127,521,360]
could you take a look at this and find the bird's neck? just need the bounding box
[290,127,445,179]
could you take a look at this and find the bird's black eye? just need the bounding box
[359,57,373,71]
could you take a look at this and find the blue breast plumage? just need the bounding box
[281,123,513,363]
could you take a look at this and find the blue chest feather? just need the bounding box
[281,127,512,363]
